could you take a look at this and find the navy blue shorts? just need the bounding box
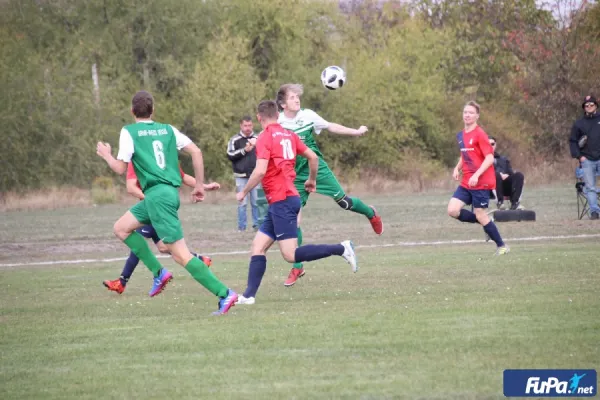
[452,186,491,209]
[136,225,161,243]
[259,196,301,241]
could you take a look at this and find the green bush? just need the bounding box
[91,176,117,205]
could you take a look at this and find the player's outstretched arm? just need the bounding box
[299,148,318,192]
[453,158,463,181]
[181,142,205,202]
[299,148,318,181]
[96,142,127,175]
[183,173,196,188]
[203,182,221,191]
[182,173,221,191]
[126,178,145,200]
[327,123,368,136]
[236,159,267,202]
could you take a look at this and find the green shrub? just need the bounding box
[91,176,117,205]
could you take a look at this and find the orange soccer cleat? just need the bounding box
[103,278,125,294]
[284,267,306,287]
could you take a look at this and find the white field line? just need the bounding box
[1,233,599,268]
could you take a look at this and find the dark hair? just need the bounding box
[465,101,480,114]
[240,115,252,123]
[131,91,154,118]
[257,100,279,119]
[489,136,496,142]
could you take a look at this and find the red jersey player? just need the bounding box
[447,101,509,255]
[234,100,358,305]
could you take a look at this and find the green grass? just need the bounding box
[1,184,599,399]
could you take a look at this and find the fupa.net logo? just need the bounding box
[504,369,597,397]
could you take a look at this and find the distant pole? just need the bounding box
[92,63,100,106]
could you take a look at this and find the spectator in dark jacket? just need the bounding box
[489,136,525,210]
[569,95,600,220]
[227,116,259,231]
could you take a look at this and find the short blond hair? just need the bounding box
[276,83,304,110]
[465,101,480,114]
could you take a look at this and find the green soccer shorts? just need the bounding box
[130,184,183,244]
[294,158,345,207]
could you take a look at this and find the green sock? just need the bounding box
[123,231,162,277]
[185,257,229,297]
[293,227,303,269]
[350,197,374,218]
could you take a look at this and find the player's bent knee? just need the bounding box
[170,253,183,265]
[447,207,460,218]
[156,241,168,252]
[282,250,296,263]
[170,251,193,267]
[474,209,490,224]
[113,222,129,241]
[251,247,267,257]
[250,240,269,256]
[336,195,353,210]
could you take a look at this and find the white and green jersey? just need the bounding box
[278,109,329,171]
[117,120,192,191]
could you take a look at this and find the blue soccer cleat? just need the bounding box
[149,268,173,297]
[212,289,238,316]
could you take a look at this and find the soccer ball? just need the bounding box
[321,66,346,90]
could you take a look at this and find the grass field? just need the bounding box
[1,184,599,399]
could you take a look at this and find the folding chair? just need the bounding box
[575,164,600,220]
[489,189,510,207]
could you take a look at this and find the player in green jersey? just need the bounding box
[276,83,384,287]
[96,90,237,315]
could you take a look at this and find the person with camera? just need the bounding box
[228,116,260,231]
[569,95,600,220]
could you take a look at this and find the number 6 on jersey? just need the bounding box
[152,140,166,169]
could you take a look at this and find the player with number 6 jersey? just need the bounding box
[234,100,358,305]
[102,162,219,295]
[96,90,238,315]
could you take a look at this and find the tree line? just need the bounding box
[1,0,598,192]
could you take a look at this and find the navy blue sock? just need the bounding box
[483,222,505,247]
[120,251,140,285]
[294,244,344,263]
[243,255,267,298]
[458,209,478,223]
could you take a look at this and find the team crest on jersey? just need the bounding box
[469,138,473,145]
[296,119,303,126]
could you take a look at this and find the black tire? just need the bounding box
[492,209,536,222]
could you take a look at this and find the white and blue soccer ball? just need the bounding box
[321,66,346,90]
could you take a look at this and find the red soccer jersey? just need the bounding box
[255,123,308,204]
[457,125,496,190]
[127,162,185,190]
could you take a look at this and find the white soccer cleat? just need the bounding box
[341,240,358,273]
[235,295,255,305]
